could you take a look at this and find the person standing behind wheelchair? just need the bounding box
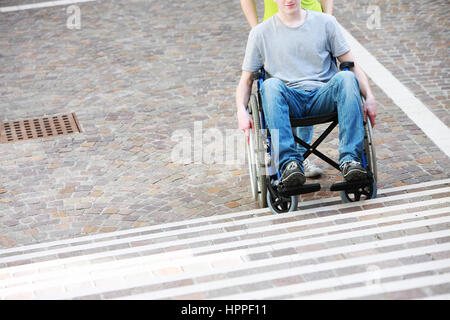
[240,0,334,179]
[236,0,377,187]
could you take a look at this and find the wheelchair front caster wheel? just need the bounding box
[340,179,377,203]
[267,190,298,214]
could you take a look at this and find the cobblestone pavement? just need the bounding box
[335,0,450,127]
[0,0,449,248]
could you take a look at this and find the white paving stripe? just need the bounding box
[195,213,450,258]
[116,244,450,300]
[297,179,449,209]
[2,199,449,263]
[1,187,448,261]
[1,211,449,284]
[218,260,450,300]
[6,240,447,299]
[54,245,450,300]
[299,273,450,300]
[1,227,448,298]
[1,211,448,287]
[0,0,96,13]
[0,195,448,264]
[1,179,449,256]
[341,26,450,158]
[0,210,271,256]
[55,243,450,300]
[373,178,450,194]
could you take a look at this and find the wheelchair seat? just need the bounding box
[290,112,337,127]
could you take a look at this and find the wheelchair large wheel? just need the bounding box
[249,93,268,208]
[340,118,377,202]
[267,189,298,214]
[364,118,377,182]
[245,130,258,201]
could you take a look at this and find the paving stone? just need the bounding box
[316,254,346,264]
[376,244,407,253]
[238,280,274,293]
[195,273,227,284]
[427,283,450,296]
[173,292,207,300]
[270,247,297,258]
[386,288,427,300]
[399,254,434,265]
[429,250,450,260]
[271,275,303,287]
[204,286,241,299]
[301,270,336,282]
[435,236,450,244]
[350,293,388,300]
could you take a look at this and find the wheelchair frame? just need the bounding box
[246,63,378,214]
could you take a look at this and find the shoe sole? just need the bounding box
[343,168,367,182]
[281,171,306,187]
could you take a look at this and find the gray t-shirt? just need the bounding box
[242,10,350,91]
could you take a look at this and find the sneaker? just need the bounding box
[303,159,323,178]
[280,161,306,187]
[341,161,367,182]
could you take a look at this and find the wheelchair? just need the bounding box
[245,62,378,215]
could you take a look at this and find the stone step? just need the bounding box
[128,257,450,300]
[1,190,448,268]
[297,178,450,210]
[1,179,449,262]
[0,179,448,299]
[13,226,448,300]
[217,260,450,300]
[1,207,448,289]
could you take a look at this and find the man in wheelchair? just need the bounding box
[236,0,377,189]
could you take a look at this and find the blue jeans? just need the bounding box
[260,71,364,173]
[294,126,313,160]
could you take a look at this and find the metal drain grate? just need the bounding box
[0,113,81,143]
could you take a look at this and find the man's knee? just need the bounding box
[334,71,358,88]
[261,77,285,94]
[260,78,288,116]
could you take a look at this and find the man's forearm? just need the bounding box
[353,63,377,126]
[240,0,259,27]
[353,64,374,100]
[236,72,255,139]
[319,0,333,15]
[236,74,253,112]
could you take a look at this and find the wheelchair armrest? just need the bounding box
[252,71,264,81]
[339,61,354,71]
[290,112,338,127]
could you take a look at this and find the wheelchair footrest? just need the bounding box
[330,179,371,192]
[277,183,321,197]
